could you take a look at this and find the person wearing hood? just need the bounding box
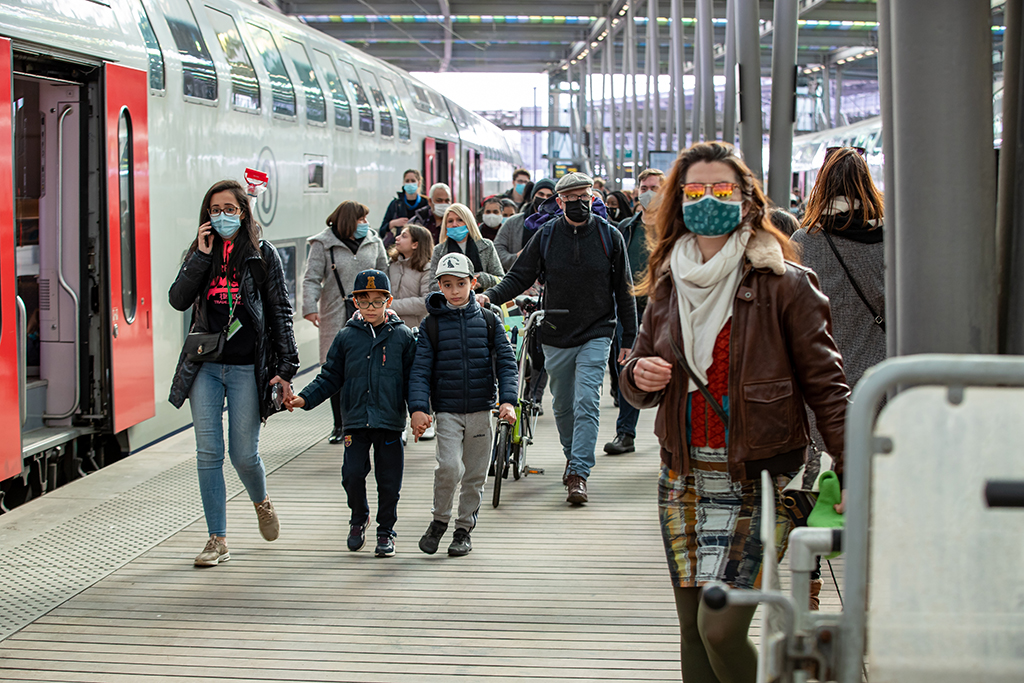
[378,169,426,248]
[604,167,665,456]
[477,172,635,506]
[408,182,451,245]
[499,167,532,209]
[302,200,388,444]
[605,190,635,226]
[428,203,504,292]
[493,177,556,271]
[286,270,417,559]
[477,196,504,241]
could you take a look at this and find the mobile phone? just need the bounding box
[271,383,283,410]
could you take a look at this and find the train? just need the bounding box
[0,0,521,510]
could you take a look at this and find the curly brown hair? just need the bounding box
[636,142,798,298]
[801,147,884,233]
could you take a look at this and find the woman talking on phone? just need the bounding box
[169,179,300,567]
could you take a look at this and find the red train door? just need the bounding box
[104,64,154,433]
[423,138,436,190]
[0,38,19,479]
[447,141,458,200]
[466,149,476,210]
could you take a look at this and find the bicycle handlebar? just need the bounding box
[985,480,1024,508]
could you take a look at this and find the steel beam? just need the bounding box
[692,13,703,142]
[722,0,737,145]
[834,63,843,126]
[672,0,686,148]
[649,0,661,151]
[767,0,798,208]
[628,3,639,178]
[697,0,716,140]
[999,0,1021,353]
[736,0,762,179]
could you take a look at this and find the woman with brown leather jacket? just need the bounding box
[619,142,849,683]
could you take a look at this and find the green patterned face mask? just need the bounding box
[682,196,742,236]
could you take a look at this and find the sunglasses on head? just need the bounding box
[824,146,867,163]
[681,182,742,202]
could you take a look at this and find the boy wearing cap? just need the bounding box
[408,253,519,557]
[285,270,417,558]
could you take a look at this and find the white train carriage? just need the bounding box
[0,0,520,509]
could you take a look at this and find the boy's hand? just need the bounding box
[498,402,516,425]
[411,411,432,441]
[284,395,305,412]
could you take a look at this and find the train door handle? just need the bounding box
[112,323,119,338]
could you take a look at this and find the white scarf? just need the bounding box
[670,227,753,392]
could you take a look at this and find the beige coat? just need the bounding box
[387,256,432,328]
[302,227,387,364]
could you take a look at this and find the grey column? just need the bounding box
[671,0,686,148]
[889,0,996,357]
[766,0,798,208]
[566,66,577,161]
[602,42,613,179]
[1000,0,1023,352]
[736,0,762,179]
[697,0,715,140]
[548,74,557,176]
[642,8,653,169]
[722,0,737,145]
[876,0,897,358]
[692,14,703,141]
[834,64,843,127]
[613,39,624,186]
[627,3,639,177]
[666,8,676,150]
[821,62,831,131]
[650,0,661,150]
[587,52,597,174]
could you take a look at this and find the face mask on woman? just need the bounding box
[403,183,418,196]
[682,196,743,237]
[447,224,469,242]
[212,213,241,239]
[353,221,369,239]
[433,202,450,218]
[482,214,502,228]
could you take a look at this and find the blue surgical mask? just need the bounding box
[353,222,369,239]
[501,215,509,224]
[447,224,469,242]
[515,182,526,195]
[403,183,418,196]
[211,212,241,239]
[682,196,743,237]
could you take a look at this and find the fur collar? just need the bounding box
[657,228,787,278]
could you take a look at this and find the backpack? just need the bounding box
[422,306,498,360]
[535,217,619,286]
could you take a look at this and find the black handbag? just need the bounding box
[183,277,238,363]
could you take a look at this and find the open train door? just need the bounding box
[104,63,154,434]
[423,138,437,191]
[466,149,477,210]
[0,38,20,479]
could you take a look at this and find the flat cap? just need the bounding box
[554,172,594,194]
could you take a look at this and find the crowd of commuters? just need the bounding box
[173,141,880,681]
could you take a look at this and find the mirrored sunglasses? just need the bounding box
[681,182,741,202]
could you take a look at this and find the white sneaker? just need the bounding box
[422,425,435,440]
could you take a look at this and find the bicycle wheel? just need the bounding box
[492,421,511,508]
[511,407,524,481]
[513,354,533,480]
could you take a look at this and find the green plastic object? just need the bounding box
[808,470,844,558]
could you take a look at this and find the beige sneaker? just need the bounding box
[194,536,229,567]
[254,497,280,541]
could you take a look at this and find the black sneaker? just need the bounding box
[448,529,472,556]
[604,434,636,455]
[418,520,448,555]
[375,534,395,557]
[347,522,367,551]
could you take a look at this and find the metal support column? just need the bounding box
[602,42,613,179]
[877,0,896,357]
[821,61,831,131]
[587,51,597,175]
[627,2,639,178]
[736,0,762,179]
[613,39,624,185]
[671,0,686,148]
[567,65,577,162]
[697,0,715,140]
[766,0,798,208]
[548,73,558,176]
[834,64,843,127]
[999,0,1023,353]
[642,3,653,170]
[692,13,703,141]
[722,0,737,145]
[650,0,660,150]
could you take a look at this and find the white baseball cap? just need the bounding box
[435,252,474,279]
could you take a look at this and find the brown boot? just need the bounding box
[566,474,588,504]
[809,578,823,611]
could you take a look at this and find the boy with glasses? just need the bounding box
[285,270,417,557]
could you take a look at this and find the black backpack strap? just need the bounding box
[667,334,729,427]
[328,246,348,299]
[821,230,885,331]
[480,307,497,351]
[424,314,439,355]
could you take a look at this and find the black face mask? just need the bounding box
[609,207,619,220]
[532,195,547,214]
[563,198,592,224]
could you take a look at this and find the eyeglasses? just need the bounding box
[355,299,388,309]
[824,146,867,163]
[209,206,240,218]
[681,182,742,202]
[559,192,591,202]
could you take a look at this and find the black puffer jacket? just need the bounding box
[168,240,300,421]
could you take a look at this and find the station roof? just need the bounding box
[282,0,884,77]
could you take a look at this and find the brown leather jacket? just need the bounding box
[619,237,849,480]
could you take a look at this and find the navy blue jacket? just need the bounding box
[408,293,519,415]
[298,310,417,432]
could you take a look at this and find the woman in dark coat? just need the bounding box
[169,180,299,567]
[378,169,426,247]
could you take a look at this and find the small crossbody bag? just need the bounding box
[822,230,885,332]
[184,281,238,362]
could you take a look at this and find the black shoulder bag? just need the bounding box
[328,246,358,320]
[183,277,237,362]
[822,230,885,332]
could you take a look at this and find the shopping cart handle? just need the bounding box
[985,480,1024,508]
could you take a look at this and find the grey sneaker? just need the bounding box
[254,497,280,541]
[448,528,472,556]
[194,536,230,567]
[419,520,448,555]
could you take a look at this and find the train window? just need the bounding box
[379,75,409,141]
[360,70,392,138]
[402,76,432,114]
[247,24,296,118]
[276,244,297,312]
[283,38,326,125]
[133,2,165,91]
[338,61,373,133]
[118,110,138,324]
[313,49,351,129]
[305,154,326,191]
[164,4,217,101]
[428,90,447,118]
[205,8,259,112]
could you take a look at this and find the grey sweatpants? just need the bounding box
[432,411,492,532]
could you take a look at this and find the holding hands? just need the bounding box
[411,411,433,441]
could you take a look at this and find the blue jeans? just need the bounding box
[611,321,641,438]
[189,363,268,537]
[543,336,613,479]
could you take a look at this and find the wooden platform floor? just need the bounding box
[0,387,841,682]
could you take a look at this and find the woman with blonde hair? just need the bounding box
[428,203,504,292]
[619,142,849,683]
[387,223,435,328]
[302,200,388,444]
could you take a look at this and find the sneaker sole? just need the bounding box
[418,540,440,555]
[567,493,588,505]
[259,528,279,542]
[375,548,396,557]
[348,538,365,552]
[603,447,635,455]
[447,547,471,556]
[194,552,230,567]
